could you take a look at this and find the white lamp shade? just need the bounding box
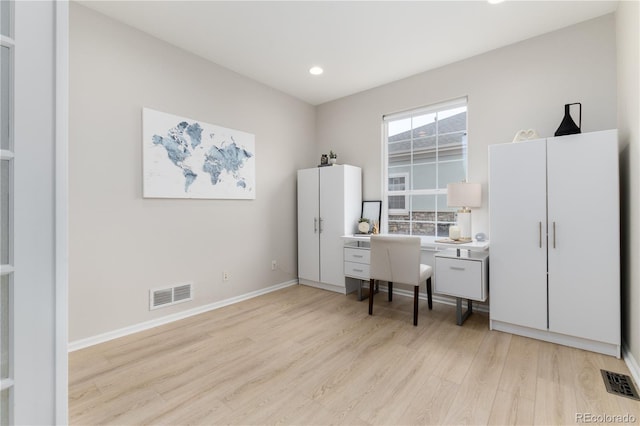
[447,182,482,208]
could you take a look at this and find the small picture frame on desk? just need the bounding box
[361,200,382,234]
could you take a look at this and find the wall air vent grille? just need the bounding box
[173,284,192,302]
[150,282,193,310]
[601,370,640,400]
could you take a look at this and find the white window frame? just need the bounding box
[0,3,15,424]
[382,97,468,236]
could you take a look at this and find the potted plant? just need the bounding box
[329,150,337,165]
[358,218,370,234]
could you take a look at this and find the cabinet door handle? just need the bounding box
[539,222,542,248]
[314,218,318,233]
[553,222,556,249]
[319,218,324,233]
[450,266,465,271]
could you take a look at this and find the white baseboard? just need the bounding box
[491,320,621,358]
[623,343,640,387]
[68,279,298,352]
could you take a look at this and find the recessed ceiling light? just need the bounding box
[309,66,324,76]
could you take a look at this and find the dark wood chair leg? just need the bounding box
[426,277,433,310]
[388,282,393,302]
[413,286,419,326]
[369,279,375,315]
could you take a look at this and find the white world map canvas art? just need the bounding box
[143,108,256,199]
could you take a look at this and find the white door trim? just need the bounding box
[54,1,69,424]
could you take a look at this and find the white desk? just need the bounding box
[341,234,489,252]
[341,234,489,325]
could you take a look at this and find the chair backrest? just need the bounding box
[369,235,421,286]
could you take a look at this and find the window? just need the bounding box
[383,98,467,237]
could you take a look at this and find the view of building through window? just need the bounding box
[384,99,468,237]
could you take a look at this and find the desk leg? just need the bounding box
[357,280,379,301]
[368,279,375,315]
[456,298,473,326]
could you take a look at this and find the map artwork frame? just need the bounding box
[143,108,256,199]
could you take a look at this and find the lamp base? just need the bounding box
[457,211,472,240]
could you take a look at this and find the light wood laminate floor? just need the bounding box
[70,285,640,425]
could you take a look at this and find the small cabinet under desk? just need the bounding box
[343,241,371,300]
[344,245,370,280]
[434,249,489,325]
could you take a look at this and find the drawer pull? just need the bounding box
[352,255,363,258]
[450,266,465,271]
[353,268,363,273]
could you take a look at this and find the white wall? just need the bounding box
[616,0,640,376]
[69,4,316,342]
[316,14,617,239]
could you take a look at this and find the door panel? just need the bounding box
[319,166,345,287]
[547,130,620,344]
[489,139,548,330]
[297,168,319,282]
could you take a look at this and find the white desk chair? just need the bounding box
[368,235,433,326]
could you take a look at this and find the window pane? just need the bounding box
[388,139,412,165]
[437,194,457,237]
[412,113,436,138]
[388,195,405,210]
[411,162,436,190]
[1,274,9,379]
[438,160,466,189]
[389,190,409,234]
[0,0,9,38]
[1,45,10,150]
[1,160,8,265]
[388,214,409,234]
[437,106,467,134]
[388,117,411,139]
[410,195,436,236]
[388,175,405,191]
[412,135,436,163]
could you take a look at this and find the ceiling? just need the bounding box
[79,1,618,106]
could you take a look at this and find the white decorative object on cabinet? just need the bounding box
[297,165,362,293]
[489,129,620,357]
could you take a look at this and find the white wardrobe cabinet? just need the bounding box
[297,165,362,293]
[489,130,620,357]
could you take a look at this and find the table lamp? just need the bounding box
[447,182,482,241]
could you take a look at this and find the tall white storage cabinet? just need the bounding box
[489,130,620,357]
[297,165,362,293]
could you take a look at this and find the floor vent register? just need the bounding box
[600,369,640,400]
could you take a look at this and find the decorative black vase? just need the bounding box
[554,102,582,137]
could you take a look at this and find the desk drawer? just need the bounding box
[344,247,370,264]
[344,261,370,279]
[435,257,485,300]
